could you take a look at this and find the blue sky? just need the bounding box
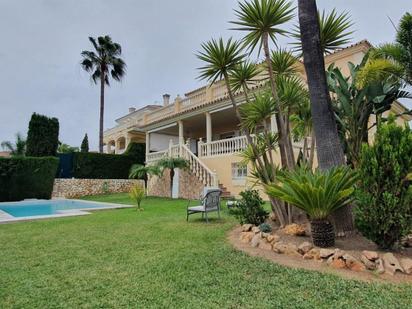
[0,0,410,150]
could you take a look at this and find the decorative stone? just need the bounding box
[303,248,321,260]
[344,255,365,272]
[267,234,280,244]
[333,249,345,260]
[330,258,346,269]
[361,254,377,271]
[241,224,253,232]
[297,241,313,255]
[273,242,288,254]
[283,224,306,236]
[382,253,404,275]
[376,258,385,274]
[240,232,254,244]
[362,250,379,261]
[261,232,270,239]
[320,248,335,259]
[401,234,412,247]
[400,258,412,275]
[251,234,261,248]
[284,244,300,257]
[259,240,273,251]
[251,226,260,234]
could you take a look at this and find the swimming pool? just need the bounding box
[0,199,131,223]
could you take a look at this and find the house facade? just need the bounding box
[103,40,411,199]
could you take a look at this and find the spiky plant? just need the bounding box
[1,133,26,156]
[129,185,145,211]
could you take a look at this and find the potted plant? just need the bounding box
[266,166,357,247]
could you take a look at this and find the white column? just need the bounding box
[145,132,150,157]
[205,112,212,156]
[270,114,278,133]
[107,143,112,154]
[125,135,131,150]
[178,120,184,145]
[115,139,120,154]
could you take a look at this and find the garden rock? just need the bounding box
[376,258,385,274]
[333,249,345,260]
[297,241,313,255]
[259,240,273,251]
[251,234,261,248]
[240,232,254,244]
[251,226,260,234]
[303,248,321,260]
[362,250,378,261]
[283,224,306,236]
[241,224,253,232]
[400,258,412,275]
[330,258,346,269]
[382,253,404,275]
[261,232,270,239]
[320,248,335,259]
[344,254,365,272]
[273,242,288,254]
[284,244,300,257]
[267,234,280,244]
[361,254,377,271]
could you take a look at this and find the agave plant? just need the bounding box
[266,166,357,247]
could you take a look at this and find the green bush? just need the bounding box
[80,134,89,153]
[72,152,136,179]
[124,142,145,165]
[26,113,59,157]
[230,189,268,225]
[259,223,272,233]
[355,121,412,249]
[0,157,59,202]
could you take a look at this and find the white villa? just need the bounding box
[103,40,412,199]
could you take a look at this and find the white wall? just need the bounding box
[150,133,179,151]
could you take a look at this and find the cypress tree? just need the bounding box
[26,113,59,157]
[80,134,89,153]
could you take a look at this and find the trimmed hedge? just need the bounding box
[26,113,59,157]
[72,153,136,179]
[0,157,59,202]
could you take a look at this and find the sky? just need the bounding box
[0,0,410,150]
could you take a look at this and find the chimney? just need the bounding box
[129,107,136,113]
[163,94,170,106]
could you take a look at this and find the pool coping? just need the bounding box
[0,199,134,224]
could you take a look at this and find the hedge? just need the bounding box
[0,157,59,202]
[26,113,59,157]
[72,152,136,179]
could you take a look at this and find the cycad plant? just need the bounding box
[81,35,126,153]
[129,164,162,196]
[266,166,357,247]
[155,157,189,198]
[129,185,145,211]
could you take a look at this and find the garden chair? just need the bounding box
[186,188,222,223]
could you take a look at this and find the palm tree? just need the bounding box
[81,35,126,153]
[358,13,412,87]
[297,0,353,234]
[1,133,26,156]
[231,0,295,169]
[129,164,161,195]
[155,157,189,198]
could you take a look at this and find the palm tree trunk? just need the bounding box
[170,169,174,198]
[99,67,105,153]
[298,0,354,234]
[308,130,316,168]
[262,33,294,169]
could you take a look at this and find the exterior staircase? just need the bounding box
[219,183,234,199]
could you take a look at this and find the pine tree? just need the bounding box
[81,134,89,153]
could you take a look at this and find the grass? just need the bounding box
[0,194,411,308]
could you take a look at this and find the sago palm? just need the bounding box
[231,0,295,169]
[81,35,126,153]
[1,133,26,156]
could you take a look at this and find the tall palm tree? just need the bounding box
[231,0,295,169]
[298,0,353,234]
[156,157,189,198]
[1,133,26,156]
[81,35,126,153]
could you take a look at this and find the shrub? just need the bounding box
[0,156,59,202]
[26,113,59,157]
[231,189,268,225]
[124,142,145,165]
[259,223,272,233]
[129,185,145,211]
[72,152,135,179]
[355,122,412,249]
[80,134,89,153]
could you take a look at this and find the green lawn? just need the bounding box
[0,194,411,308]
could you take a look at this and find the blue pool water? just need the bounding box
[0,200,115,218]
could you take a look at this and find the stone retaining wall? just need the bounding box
[52,178,144,198]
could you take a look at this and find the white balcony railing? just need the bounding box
[146,150,168,163]
[198,135,257,158]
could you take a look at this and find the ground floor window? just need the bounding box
[231,162,247,179]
